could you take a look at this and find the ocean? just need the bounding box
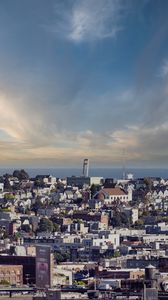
[0,168,168,179]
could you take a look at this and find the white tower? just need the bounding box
[82,158,89,177]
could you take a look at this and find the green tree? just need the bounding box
[13,232,22,241]
[111,212,129,227]
[31,196,44,214]
[90,184,100,198]
[111,214,121,227]
[134,219,144,227]
[4,177,12,191]
[54,252,64,263]
[53,223,60,232]
[120,212,129,225]
[4,193,14,201]
[74,281,85,286]
[22,224,31,233]
[0,279,10,285]
[54,251,70,263]
[113,251,120,258]
[34,176,45,187]
[13,169,29,180]
[38,218,54,232]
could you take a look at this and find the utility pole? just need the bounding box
[143,282,146,300]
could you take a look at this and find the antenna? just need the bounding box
[122,149,126,180]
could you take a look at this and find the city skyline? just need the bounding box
[0,0,168,168]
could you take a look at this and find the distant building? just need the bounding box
[82,159,89,177]
[35,175,56,185]
[36,174,103,189]
[103,178,114,188]
[127,258,159,269]
[36,245,53,288]
[98,268,144,280]
[67,176,90,188]
[0,255,36,284]
[94,187,132,203]
[0,265,23,285]
[90,177,103,185]
[123,208,139,224]
[127,173,134,180]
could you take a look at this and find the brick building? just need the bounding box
[0,255,36,284]
[0,265,23,285]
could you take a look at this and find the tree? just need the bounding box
[111,212,129,227]
[19,169,29,180]
[54,252,64,263]
[4,177,12,191]
[113,251,120,258]
[111,214,120,227]
[144,177,153,191]
[54,251,70,263]
[4,193,14,201]
[74,198,83,205]
[13,232,22,241]
[134,219,144,227]
[0,279,9,285]
[90,184,100,198]
[53,223,60,232]
[22,224,31,233]
[34,176,45,187]
[120,212,129,225]
[13,169,29,180]
[31,196,44,214]
[74,280,85,286]
[20,169,29,179]
[38,218,54,232]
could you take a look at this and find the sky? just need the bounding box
[0,0,168,168]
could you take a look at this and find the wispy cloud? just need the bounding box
[159,59,168,78]
[1,81,168,168]
[48,0,129,42]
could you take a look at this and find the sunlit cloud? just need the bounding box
[0,82,168,168]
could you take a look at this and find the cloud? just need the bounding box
[159,59,168,78]
[47,0,129,42]
[0,0,168,169]
[1,81,168,168]
[0,51,168,168]
[135,3,168,92]
[0,91,59,147]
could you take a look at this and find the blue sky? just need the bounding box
[0,0,168,168]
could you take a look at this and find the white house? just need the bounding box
[94,187,132,203]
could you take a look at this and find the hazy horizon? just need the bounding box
[0,166,168,180]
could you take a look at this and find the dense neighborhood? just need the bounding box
[0,169,167,299]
